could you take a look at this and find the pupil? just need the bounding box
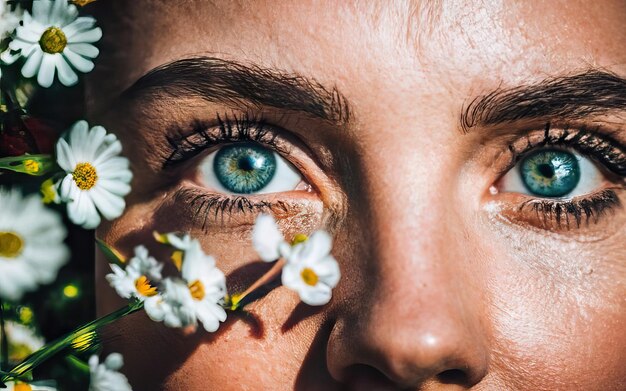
[537,163,555,178]
[237,156,257,172]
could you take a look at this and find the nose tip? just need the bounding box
[328,318,489,390]
[376,332,488,388]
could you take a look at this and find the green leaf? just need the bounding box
[95,238,126,266]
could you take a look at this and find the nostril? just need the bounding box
[437,369,469,385]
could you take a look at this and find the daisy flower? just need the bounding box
[0,188,69,301]
[88,353,132,391]
[281,230,341,306]
[105,245,163,301]
[1,0,102,87]
[56,120,132,229]
[145,237,227,332]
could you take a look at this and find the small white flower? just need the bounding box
[1,0,101,87]
[0,188,69,301]
[144,238,227,332]
[89,353,132,391]
[282,231,340,306]
[105,245,162,300]
[252,214,292,262]
[56,120,132,229]
[2,381,56,391]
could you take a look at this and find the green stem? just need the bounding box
[1,300,143,383]
[0,301,7,371]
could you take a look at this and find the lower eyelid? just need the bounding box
[488,187,625,233]
[168,185,323,229]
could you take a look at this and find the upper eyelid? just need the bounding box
[500,124,626,178]
[162,118,293,168]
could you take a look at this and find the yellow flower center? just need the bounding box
[0,232,24,258]
[23,159,41,174]
[14,383,33,391]
[134,275,157,297]
[41,178,58,204]
[72,162,98,190]
[39,27,67,54]
[189,280,205,300]
[300,268,318,286]
[291,233,308,245]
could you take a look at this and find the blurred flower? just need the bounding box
[0,188,69,301]
[106,245,163,300]
[88,353,132,391]
[56,120,132,229]
[252,214,292,262]
[282,231,340,306]
[0,0,21,83]
[0,0,20,41]
[145,238,227,332]
[4,321,45,362]
[2,381,56,391]
[1,0,101,87]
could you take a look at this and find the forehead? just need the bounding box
[91,0,626,109]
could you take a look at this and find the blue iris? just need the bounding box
[520,149,580,197]
[213,143,277,194]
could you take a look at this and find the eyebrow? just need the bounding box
[121,57,352,125]
[460,70,626,133]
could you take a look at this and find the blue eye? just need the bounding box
[519,150,580,197]
[500,148,604,199]
[198,142,303,195]
[213,143,277,194]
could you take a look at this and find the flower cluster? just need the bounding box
[103,214,341,335]
[106,235,228,333]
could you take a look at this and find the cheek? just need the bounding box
[482,223,626,388]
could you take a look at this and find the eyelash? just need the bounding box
[503,123,626,229]
[163,113,282,168]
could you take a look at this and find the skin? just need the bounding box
[89,1,626,390]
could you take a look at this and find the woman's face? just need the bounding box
[91,1,626,389]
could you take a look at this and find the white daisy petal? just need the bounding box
[32,1,52,23]
[300,284,332,306]
[55,54,78,86]
[37,53,57,88]
[67,42,99,58]
[252,214,286,262]
[69,26,102,43]
[63,16,96,38]
[62,47,94,72]
[91,186,125,220]
[98,179,131,197]
[56,138,77,170]
[21,48,44,78]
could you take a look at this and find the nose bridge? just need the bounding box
[328,135,490,386]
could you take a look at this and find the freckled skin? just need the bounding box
[90,1,626,390]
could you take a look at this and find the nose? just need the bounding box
[326,208,490,389]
